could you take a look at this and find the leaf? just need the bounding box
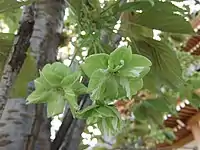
[88,69,107,100]
[0,0,30,13]
[34,76,51,91]
[96,106,116,118]
[81,53,109,77]
[153,1,186,14]
[27,90,52,104]
[87,116,98,125]
[119,77,131,98]
[40,69,62,87]
[89,71,118,101]
[134,37,183,90]
[118,1,153,13]
[71,82,87,95]
[118,54,151,79]
[120,12,153,39]
[64,88,78,117]
[134,100,164,125]
[143,101,164,125]
[147,98,171,113]
[50,62,72,77]
[106,105,121,119]
[134,104,147,120]
[134,1,193,34]
[103,76,118,100]
[40,62,71,87]
[67,0,83,19]
[61,71,81,87]
[189,93,200,109]
[47,93,65,117]
[129,79,143,96]
[105,117,114,135]
[77,104,99,119]
[108,46,132,72]
[118,77,143,99]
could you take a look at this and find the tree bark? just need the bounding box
[0,98,35,150]
[26,0,66,150]
[0,5,34,118]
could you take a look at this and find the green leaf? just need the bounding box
[61,71,81,87]
[47,93,65,117]
[129,79,143,96]
[88,69,118,101]
[134,37,183,90]
[153,1,186,14]
[103,76,118,100]
[118,1,153,13]
[64,88,78,117]
[77,104,99,119]
[88,69,107,100]
[96,106,116,118]
[118,54,151,79]
[108,46,132,72]
[189,93,200,109]
[34,76,51,91]
[40,62,71,87]
[134,104,147,120]
[51,62,72,77]
[119,77,131,98]
[40,69,62,87]
[134,2,193,34]
[68,0,83,19]
[0,0,30,13]
[111,117,119,129]
[147,99,171,113]
[81,53,109,77]
[87,116,98,125]
[118,77,143,98]
[71,82,87,95]
[106,105,121,119]
[27,90,52,104]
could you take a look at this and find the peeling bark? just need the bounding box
[27,0,66,150]
[0,5,34,117]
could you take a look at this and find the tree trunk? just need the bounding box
[26,0,66,150]
[0,5,34,117]
[0,98,35,150]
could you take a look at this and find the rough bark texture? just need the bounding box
[0,5,34,118]
[27,0,66,150]
[0,98,35,150]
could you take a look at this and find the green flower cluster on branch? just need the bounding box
[81,46,151,101]
[27,46,151,134]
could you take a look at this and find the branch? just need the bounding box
[51,92,91,150]
[59,96,92,150]
[0,5,34,118]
